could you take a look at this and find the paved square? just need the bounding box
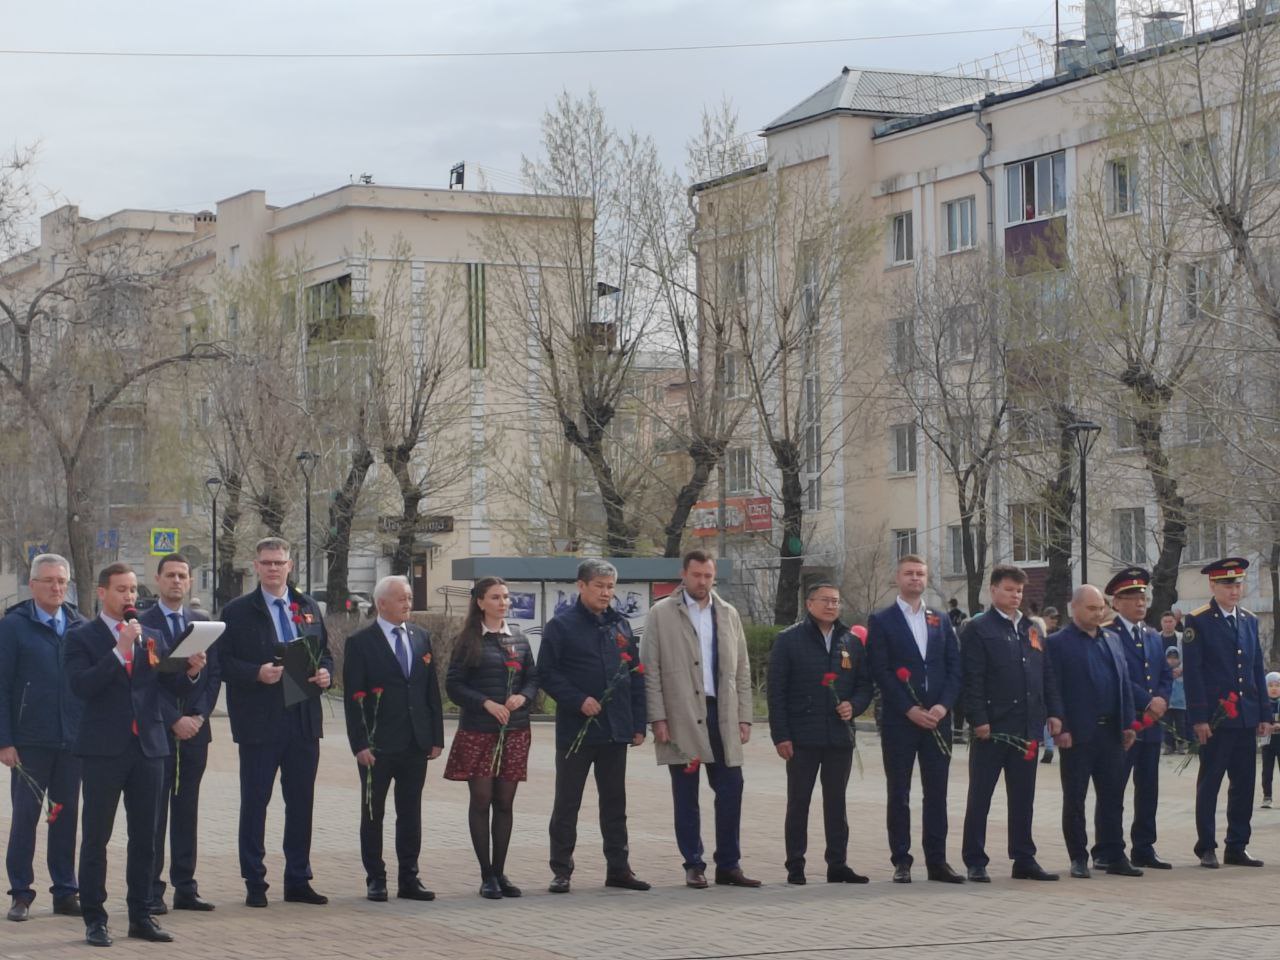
[3,714,1277,959]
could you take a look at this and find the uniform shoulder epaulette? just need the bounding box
[1190,603,1211,617]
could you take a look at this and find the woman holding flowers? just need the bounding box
[444,577,539,899]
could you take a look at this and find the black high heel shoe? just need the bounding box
[479,876,503,900]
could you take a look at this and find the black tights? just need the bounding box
[467,778,519,877]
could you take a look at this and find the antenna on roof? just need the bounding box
[449,162,465,190]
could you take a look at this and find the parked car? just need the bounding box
[310,588,373,618]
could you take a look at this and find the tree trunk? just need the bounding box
[324,447,375,611]
[1043,419,1076,615]
[1135,412,1184,624]
[772,439,804,625]
[217,473,243,608]
[580,437,635,557]
[387,445,421,577]
[1271,537,1280,665]
[256,484,287,540]
[958,475,991,616]
[662,438,723,557]
[63,459,96,610]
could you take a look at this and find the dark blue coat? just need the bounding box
[0,600,86,750]
[537,599,645,748]
[1108,616,1173,743]
[866,601,961,726]
[961,609,1063,740]
[767,616,873,748]
[1047,623,1135,743]
[139,603,219,747]
[1182,599,1268,728]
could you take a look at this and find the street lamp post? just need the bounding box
[296,451,319,594]
[205,477,223,613]
[1066,421,1102,584]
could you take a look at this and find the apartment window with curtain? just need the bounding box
[943,197,976,252]
[1105,157,1137,215]
[890,212,914,264]
[1006,152,1067,224]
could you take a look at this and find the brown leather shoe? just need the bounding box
[714,867,762,887]
[684,867,708,889]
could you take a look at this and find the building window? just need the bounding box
[468,262,486,368]
[305,274,374,343]
[800,247,820,326]
[1182,260,1216,322]
[1010,501,1048,563]
[1263,123,1280,181]
[1115,415,1139,450]
[226,303,239,340]
[722,349,748,399]
[943,197,976,253]
[1179,137,1217,194]
[719,255,747,302]
[1106,157,1137,215]
[726,446,752,494]
[890,315,916,373]
[1184,506,1225,564]
[1114,507,1147,564]
[893,528,919,560]
[1184,405,1216,445]
[228,244,240,269]
[803,373,821,510]
[943,303,977,358]
[890,212,914,264]
[1006,152,1067,225]
[890,423,917,474]
[947,525,965,575]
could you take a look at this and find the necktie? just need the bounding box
[49,615,62,637]
[274,598,294,643]
[393,626,411,678]
[169,612,184,641]
[1227,614,1237,634]
[1134,624,1143,648]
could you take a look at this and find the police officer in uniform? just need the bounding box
[1105,567,1173,870]
[1182,558,1268,868]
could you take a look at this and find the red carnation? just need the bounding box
[619,651,633,663]
[46,802,63,824]
[1228,692,1239,702]
[821,672,838,687]
[684,756,701,774]
[1023,741,1039,761]
[633,662,646,675]
[292,615,303,624]
[1142,714,1157,728]
[352,690,367,703]
[895,667,912,683]
[290,602,300,613]
[1222,699,1240,719]
[504,660,521,670]
[371,687,384,698]
[1129,719,1144,731]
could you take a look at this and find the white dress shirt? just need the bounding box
[684,591,716,697]
[896,596,929,660]
[100,612,131,665]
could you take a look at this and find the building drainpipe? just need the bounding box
[974,101,1003,570]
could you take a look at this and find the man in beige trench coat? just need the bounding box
[644,550,761,889]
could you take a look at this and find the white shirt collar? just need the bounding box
[260,584,289,605]
[481,620,512,636]
[896,596,925,617]
[1219,605,1237,617]
[158,600,184,618]
[684,590,712,611]
[1115,615,1140,634]
[99,611,123,634]
[377,616,407,637]
[994,606,1022,627]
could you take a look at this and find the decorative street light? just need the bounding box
[205,476,223,613]
[296,451,320,594]
[1066,421,1103,584]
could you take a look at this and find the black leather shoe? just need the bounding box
[283,883,328,905]
[147,899,168,916]
[892,863,911,883]
[786,871,806,885]
[396,879,436,901]
[826,864,869,884]
[85,920,112,947]
[1132,853,1172,870]
[172,892,215,911]
[127,916,174,942]
[1106,858,1144,877]
[1224,849,1265,867]
[685,866,708,889]
[966,865,990,883]
[1069,859,1091,879]
[604,872,651,891]
[51,894,81,916]
[479,876,503,900]
[1199,851,1220,869]
[366,879,388,902]
[245,889,268,907]
[714,868,762,887]
[548,875,571,894]
[7,898,30,922]
[1011,860,1059,881]
[1040,751,1054,764]
[496,875,522,898]
[926,862,965,883]
[1091,859,1111,871]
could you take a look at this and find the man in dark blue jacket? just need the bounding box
[1104,567,1173,870]
[768,582,873,886]
[866,554,963,883]
[538,559,647,894]
[960,564,1063,882]
[1047,585,1142,879]
[1182,557,1270,868]
[0,553,85,922]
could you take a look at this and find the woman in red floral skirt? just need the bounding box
[445,577,539,899]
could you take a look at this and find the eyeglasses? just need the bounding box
[31,577,70,587]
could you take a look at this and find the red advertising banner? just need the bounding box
[691,497,772,537]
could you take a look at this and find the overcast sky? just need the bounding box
[4,0,1072,221]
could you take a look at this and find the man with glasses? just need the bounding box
[219,538,333,907]
[0,554,86,922]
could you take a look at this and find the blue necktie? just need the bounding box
[169,612,184,641]
[393,626,411,678]
[49,614,62,637]
[274,598,294,643]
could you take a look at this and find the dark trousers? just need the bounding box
[1262,741,1280,797]
[1194,726,1256,855]
[783,745,852,873]
[78,741,163,925]
[1122,738,1161,858]
[549,741,630,878]
[151,737,208,901]
[881,721,951,867]
[962,737,1038,868]
[669,698,744,871]
[357,750,429,885]
[6,746,81,901]
[237,707,320,892]
[1059,731,1125,863]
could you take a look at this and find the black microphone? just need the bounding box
[122,605,141,640]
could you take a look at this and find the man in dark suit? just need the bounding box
[1182,557,1270,868]
[343,575,443,903]
[866,554,963,884]
[1047,584,1142,879]
[768,583,874,886]
[139,553,219,913]
[960,564,1063,882]
[219,537,333,907]
[64,563,205,947]
[1104,567,1173,870]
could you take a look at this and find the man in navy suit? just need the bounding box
[866,553,963,884]
[1182,557,1270,868]
[219,537,333,907]
[139,553,219,913]
[1046,585,1142,879]
[1104,567,1173,870]
[64,563,206,947]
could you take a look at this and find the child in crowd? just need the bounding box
[1164,647,1186,755]
[1261,672,1280,808]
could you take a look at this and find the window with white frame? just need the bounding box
[1115,415,1139,449]
[947,415,977,466]
[1106,157,1137,215]
[1010,501,1049,563]
[890,423,917,473]
[890,315,916,372]
[890,212,914,264]
[1179,136,1217,194]
[893,528,918,560]
[1184,404,1216,445]
[803,373,822,510]
[1006,152,1067,225]
[721,349,748,399]
[1264,123,1280,180]
[1184,505,1225,563]
[943,303,978,357]
[1114,507,1147,564]
[719,255,747,302]
[726,446,752,494]
[943,196,976,253]
[947,525,965,575]
[1182,260,1216,321]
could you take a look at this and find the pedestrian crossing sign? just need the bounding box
[150,528,179,555]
